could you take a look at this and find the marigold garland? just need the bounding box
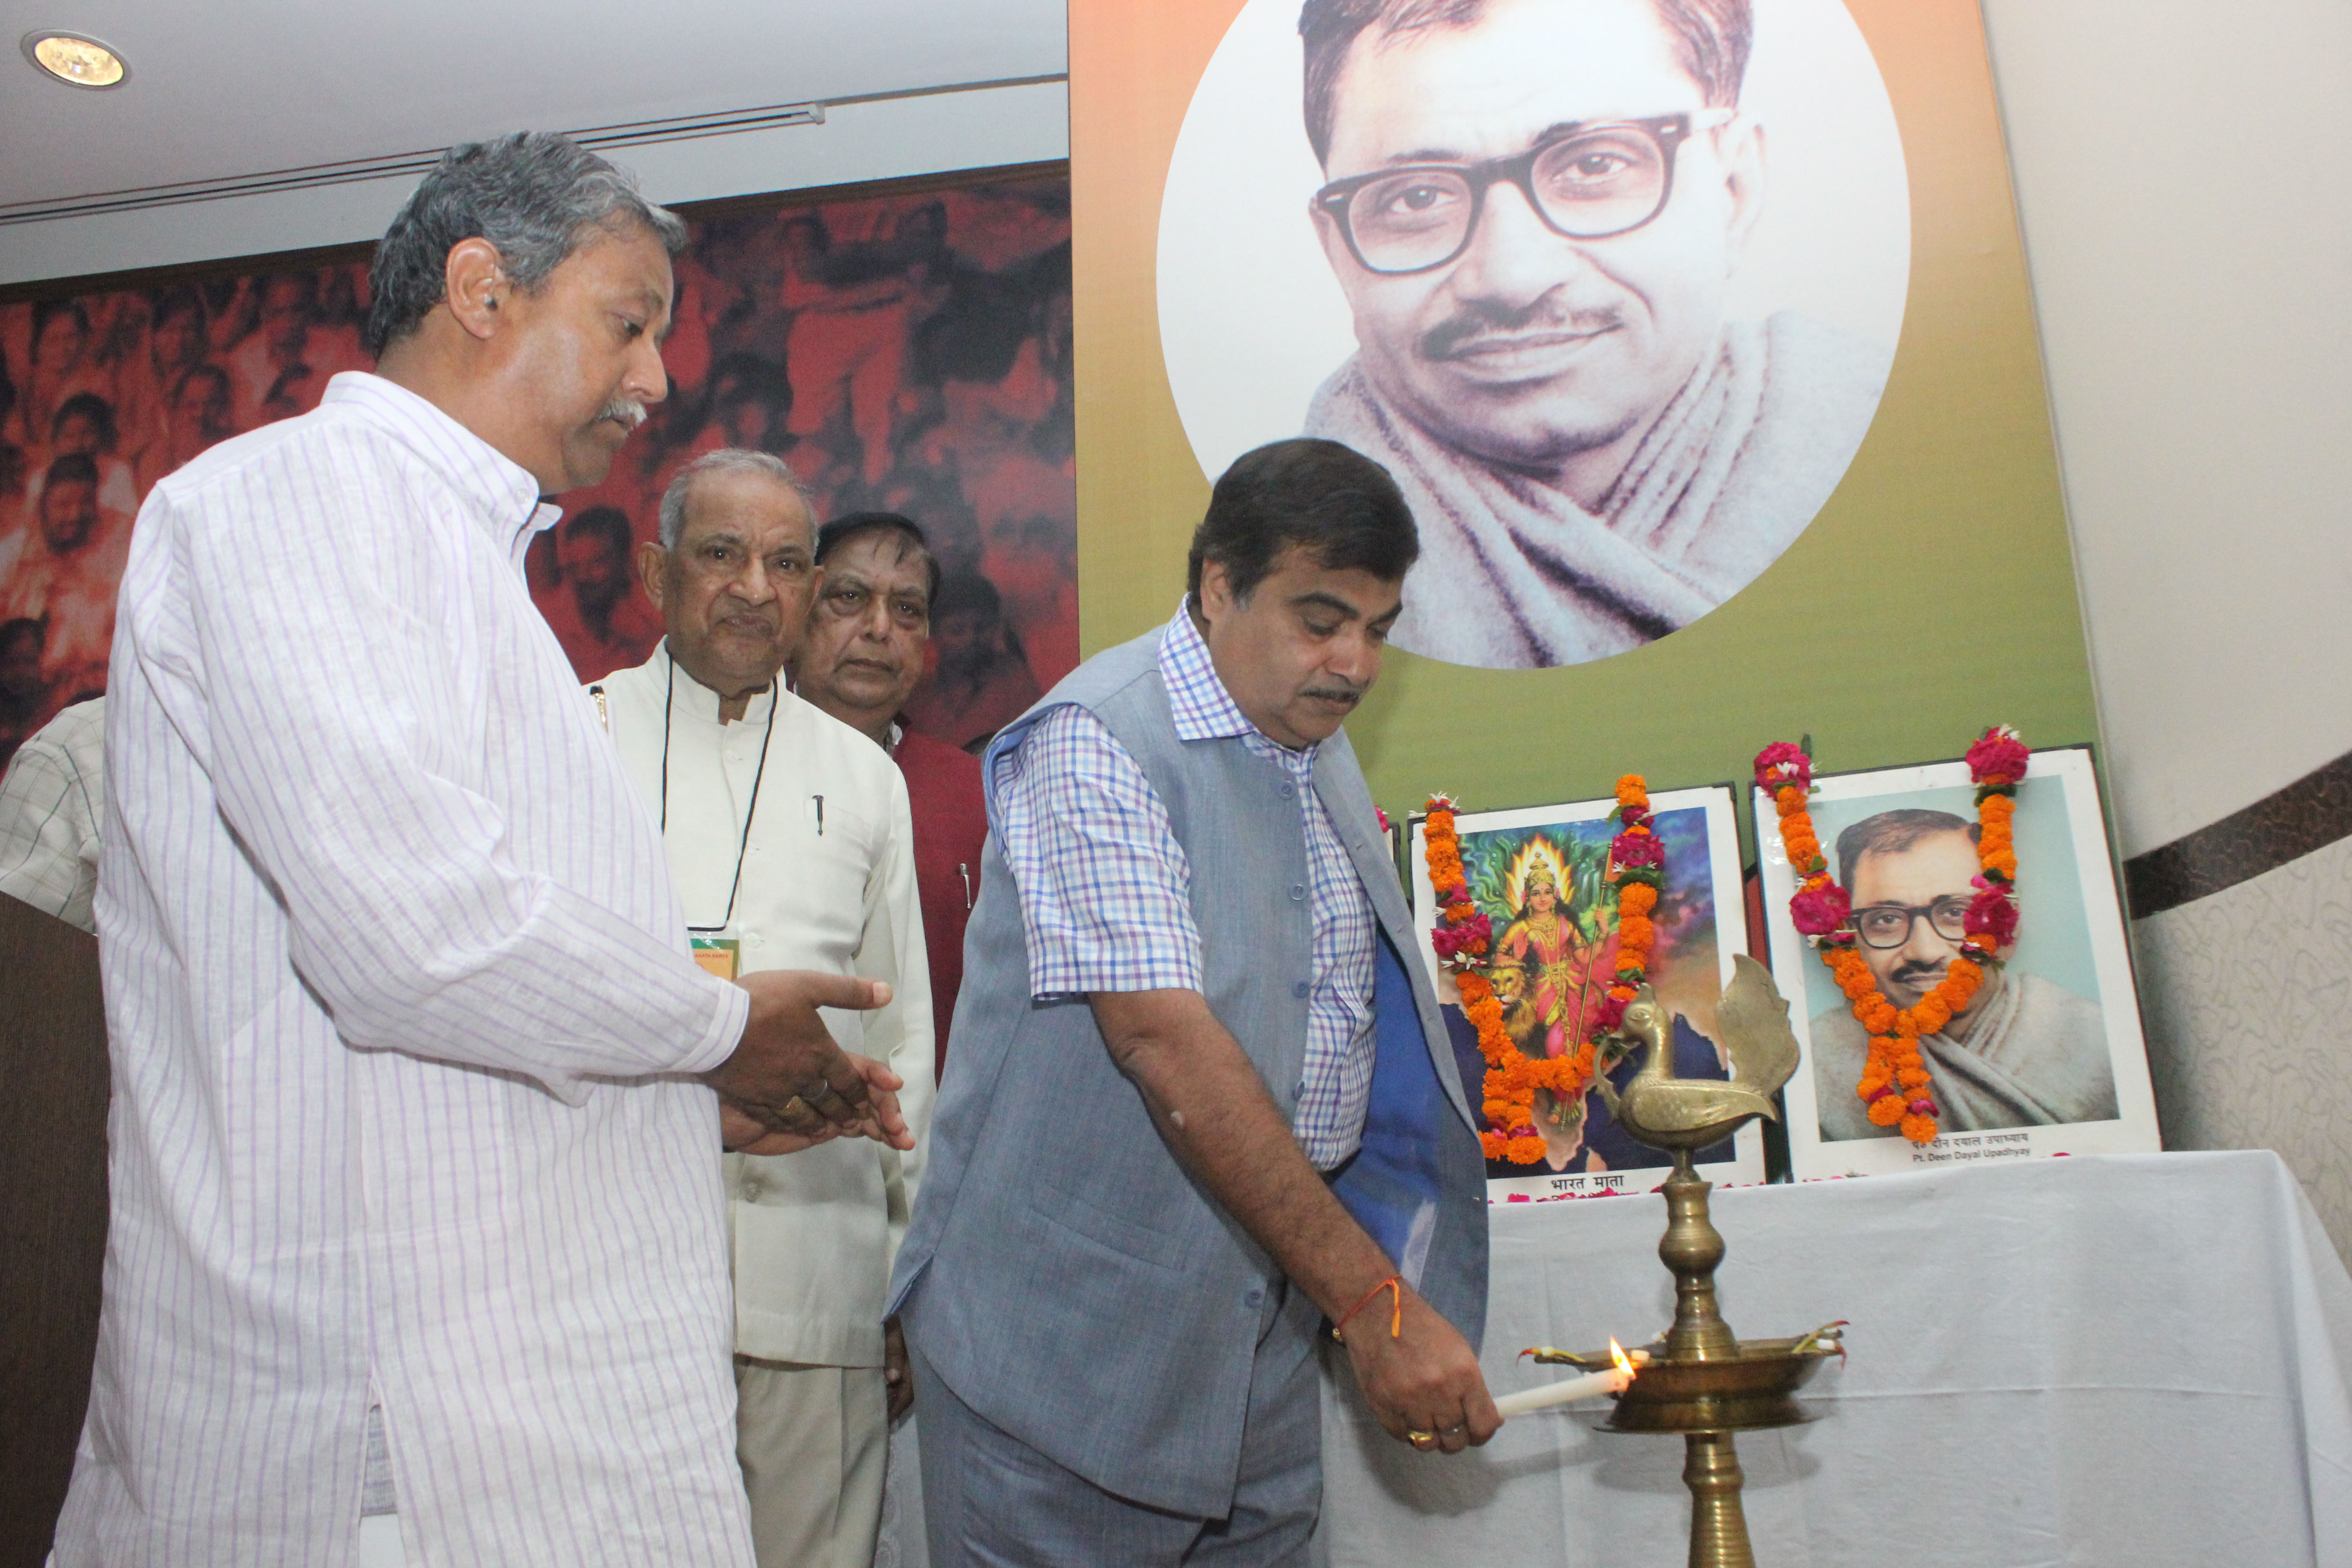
[1424,777,1660,1164]
[1753,729,2029,1145]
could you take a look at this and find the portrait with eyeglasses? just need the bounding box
[1798,786,2121,1143]
[1154,0,1907,670]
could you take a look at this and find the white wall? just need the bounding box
[0,80,1068,288]
[1980,0,2352,1252]
[2136,833,2352,1256]
[1979,0,2352,858]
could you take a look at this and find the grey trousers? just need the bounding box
[908,1287,1323,1567]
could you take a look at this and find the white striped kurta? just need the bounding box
[55,372,760,1568]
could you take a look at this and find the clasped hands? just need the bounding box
[703,970,915,1156]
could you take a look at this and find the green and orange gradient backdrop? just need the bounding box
[1069,0,2094,844]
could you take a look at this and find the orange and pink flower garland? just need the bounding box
[1424,778,1660,1164]
[1753,730,2028,1145]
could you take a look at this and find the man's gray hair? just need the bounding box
[656,449,817,549]
[363,132,689,358]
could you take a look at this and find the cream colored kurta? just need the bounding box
[597,642,934,1367]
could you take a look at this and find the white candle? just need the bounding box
[1493,1349,1647,1418]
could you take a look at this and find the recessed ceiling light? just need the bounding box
[22,31,129,89]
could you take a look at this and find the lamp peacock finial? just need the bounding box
[1593,955,1800,1156]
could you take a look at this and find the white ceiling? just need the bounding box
[0,0,1068,211]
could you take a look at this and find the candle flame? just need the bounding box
[1609,1338,1636,1377]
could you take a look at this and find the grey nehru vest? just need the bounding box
[887,626,1488,1517]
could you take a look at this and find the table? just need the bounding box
[1317,1150,2352,1567]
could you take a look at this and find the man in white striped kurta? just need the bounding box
[54,134,902,1568]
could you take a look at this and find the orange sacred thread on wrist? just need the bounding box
[1332,1274,1402,1343]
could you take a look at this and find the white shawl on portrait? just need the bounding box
[1304,310,1891,669]
[1810,970,2121,1142]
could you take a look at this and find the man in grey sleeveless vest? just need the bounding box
[887,439,1494,1563]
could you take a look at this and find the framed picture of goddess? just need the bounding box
[1409,785,1765,1201]
[1756,745,2160,1180]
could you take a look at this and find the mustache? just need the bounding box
[598,398,648,430]
[1889,960,1948,990]
[1301,684,1364,706]
[1419,295,1626,363]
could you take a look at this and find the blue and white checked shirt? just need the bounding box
[993,603,1377,1168]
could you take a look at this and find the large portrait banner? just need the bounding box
[1161,0,1910,670]
[1073,0,2100,841]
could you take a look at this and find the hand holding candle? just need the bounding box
[1494,1339,1646,1419]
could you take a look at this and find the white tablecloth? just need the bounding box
[1319,1151,2352,1568]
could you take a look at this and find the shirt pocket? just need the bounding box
[1026,1180,1199,1275]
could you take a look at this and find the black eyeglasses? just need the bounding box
[1852,897,1973,951]
[1313,111,1734,276]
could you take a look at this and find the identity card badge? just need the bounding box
[690,935,741,980]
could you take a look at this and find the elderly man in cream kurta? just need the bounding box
[591,448,934,1568]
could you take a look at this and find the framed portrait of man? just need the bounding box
[1157,0,1911,670]
[1409,784,1765,1200]
[1756,746,2161,1180]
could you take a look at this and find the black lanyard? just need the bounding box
[659,655,779,933]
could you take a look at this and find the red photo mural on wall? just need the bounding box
[0,170,1076,769]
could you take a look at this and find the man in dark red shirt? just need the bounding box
[800,513,986,1079]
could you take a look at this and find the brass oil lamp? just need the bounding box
[1531,959,1844,1568]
